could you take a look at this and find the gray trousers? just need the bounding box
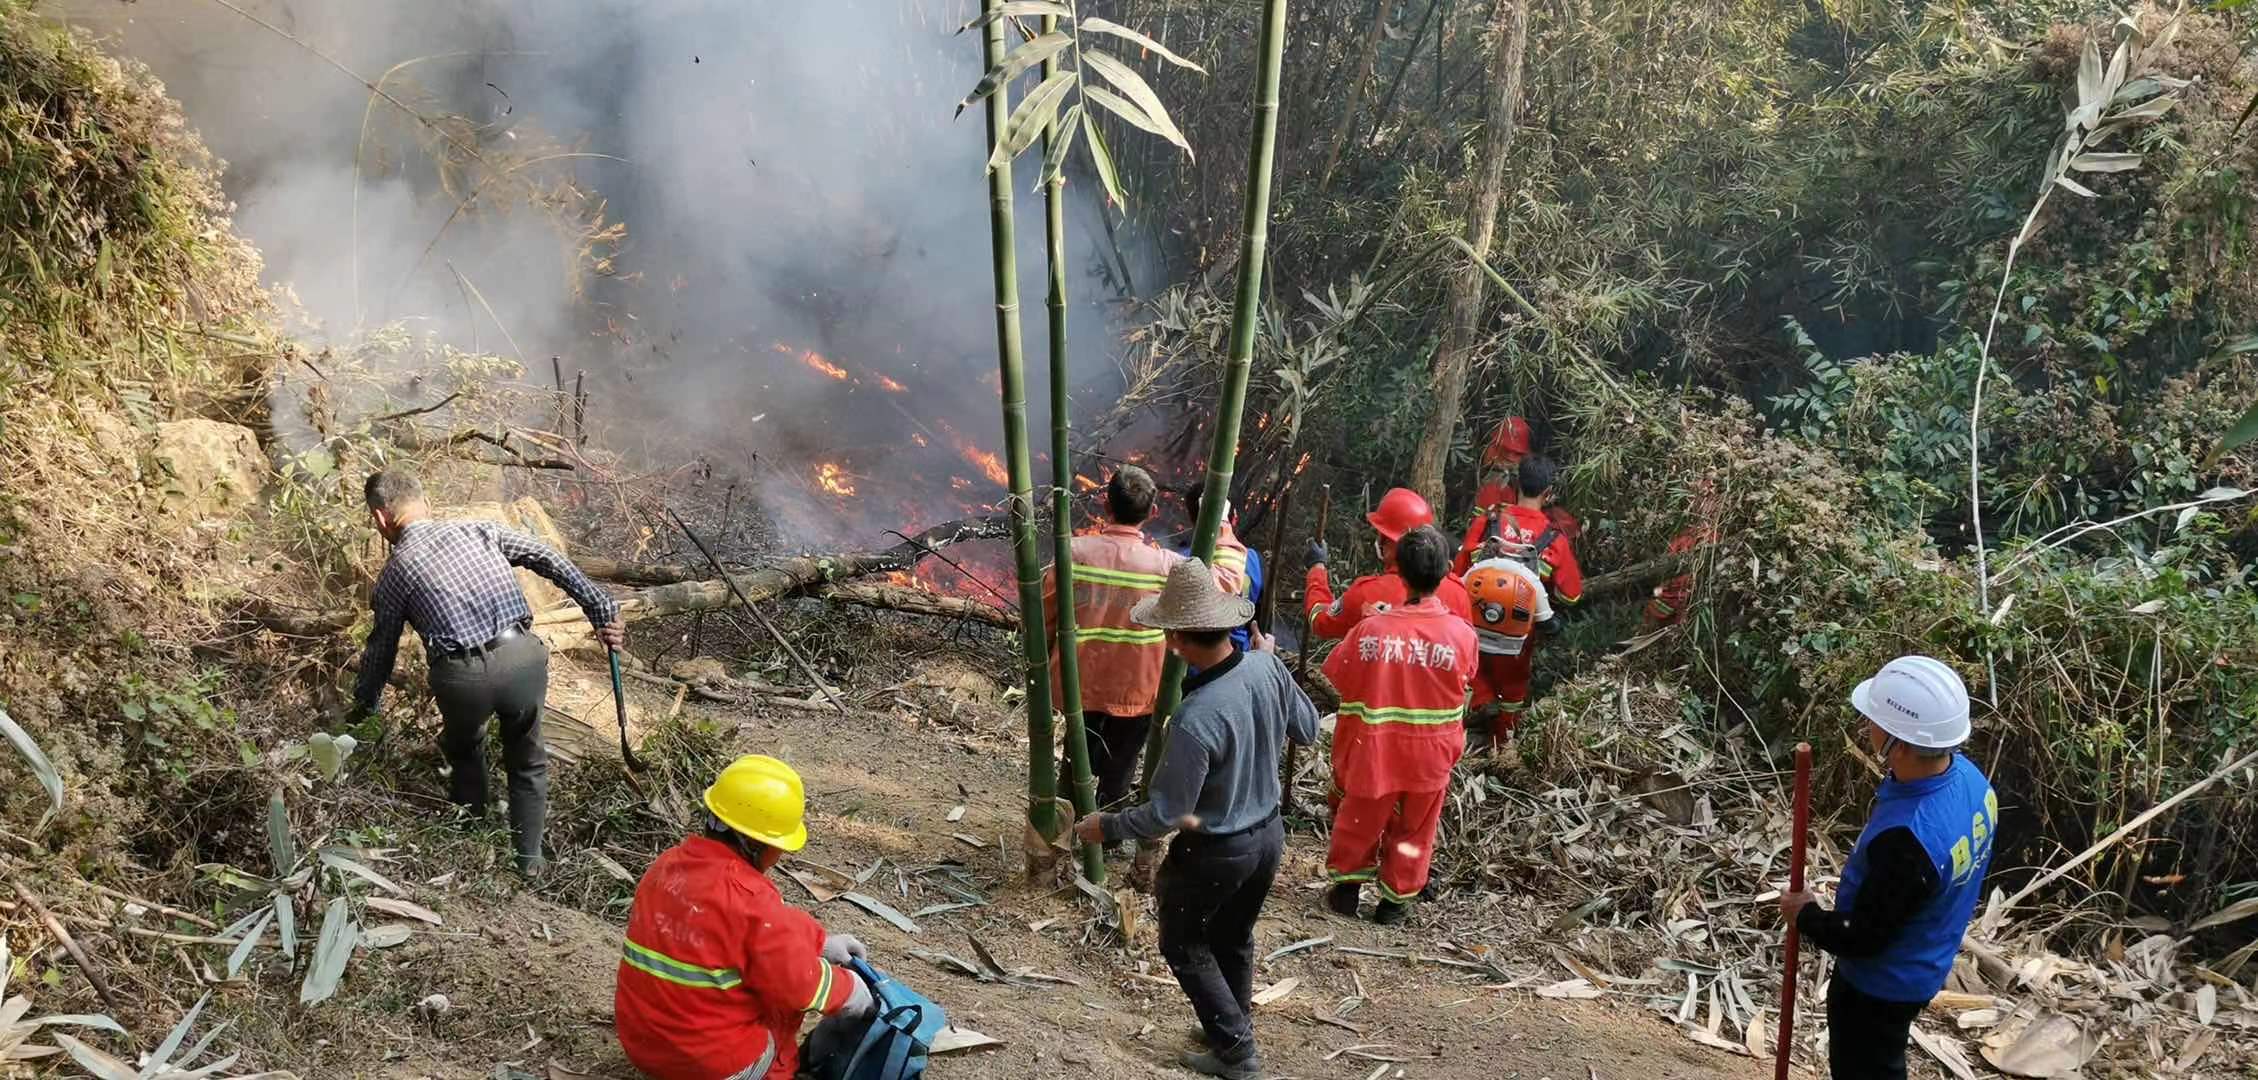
[428,630,549,867]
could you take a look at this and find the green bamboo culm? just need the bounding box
[1042,10,1105,885]
[1140,0,1291,796]
[976,0,1061,855]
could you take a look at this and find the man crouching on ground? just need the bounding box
[1073,558,1320,1079]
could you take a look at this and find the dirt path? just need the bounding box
[343,652,1775,1080]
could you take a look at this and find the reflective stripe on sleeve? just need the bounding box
[723,1032,780,1080]
[805,959,836,1012]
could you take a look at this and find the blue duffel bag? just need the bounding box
[805,958,947,1080]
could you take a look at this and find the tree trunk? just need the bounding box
[1044,11,1103,884]
[1140,0,1292,806]
[1316,0,1394,194]
[975,0,1062,854]
[1407,0,1526,509]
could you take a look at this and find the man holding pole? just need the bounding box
[351,468,625,876]
[1779,656,1997,1080]
[1072,558,1320,1079]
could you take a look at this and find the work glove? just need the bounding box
[837,969,876,1020]
[1305,539,1329,567]
[821,933,867,965]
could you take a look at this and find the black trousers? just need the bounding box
[1083,711,1152,810]
[428,630,550,868]
[1156,815,1284,1065]
[1827,976,1924,1079]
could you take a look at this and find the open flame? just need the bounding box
[801,350,850,380]
[1073,473,1100,492]
[814,462,857,497]
[875,374,908,393]
[959,444,1009,488]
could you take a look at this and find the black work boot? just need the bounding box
[1372,899,1411,926]
[1179,1049,1263,1079]
[1324,882,1361,919]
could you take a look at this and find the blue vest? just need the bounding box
[1835,755,1998,1003]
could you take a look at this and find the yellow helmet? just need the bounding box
[703,755,809,852]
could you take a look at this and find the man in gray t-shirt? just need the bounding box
[1075,558,1319,1079]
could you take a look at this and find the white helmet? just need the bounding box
[1850,655,1971,749]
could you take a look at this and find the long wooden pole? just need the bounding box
[976,0,1061,852]
[1281,482,1331,807]
[1774,742,1812,1080]
[1043,9,1103,885]
[1139,0,1292,800]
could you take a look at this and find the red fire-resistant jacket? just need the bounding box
[616,836,858,1080]
[1305,562,1473,642]
[1321,596,1479,797]
[1043,524,1181,716]
[1460,504,1584,604]
[1452,483,1583,577]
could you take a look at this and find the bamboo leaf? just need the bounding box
[1037,103,1082,189]
[1081,50,1192,155]
[177,1019,235,1072]
[2205,398,2258,467]
[318,850,406,896]
[2108,95,2177,121]
[956,31,1074,115]
[225,909,272,978]
[2054,175,2100,198]
[298,897,357,1005]
[2100,41,2129,111]
[147,992,210,1070]
[266,792,294,878]
[1081,110,1126,208]
[30,1015,127,1035]
[273,893,296,961]
[956,1,1072,34]
[0,706,63,832]
[51,1033,136,1080]
[2069,152,2143,173]
[1077,17,1207,72]
[2075,36,2103,120]
[1083,84,1174,145]
[2110,77,2161,105]
[988,71,1078,170]
[364,896,442,925]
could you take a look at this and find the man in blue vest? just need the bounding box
[1780,656,1998,1080]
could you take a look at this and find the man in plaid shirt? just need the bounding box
[352,468,625,875]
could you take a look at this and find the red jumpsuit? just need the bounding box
[1467,505,1584,730]
[1320,597,1478,902]
[616,836,859,1080]
[1304,563,1472,642]
[1451,482,1583,577]
[1643,523,1715,629]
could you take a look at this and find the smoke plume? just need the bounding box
[60,0,1155,546]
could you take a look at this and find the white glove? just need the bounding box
[837,969,875,1019]
[822,933,867,965]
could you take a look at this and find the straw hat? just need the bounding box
[1133,557,1256,631]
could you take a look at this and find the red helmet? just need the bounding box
[1365,487,1434,541]
[1482,416,1533,465]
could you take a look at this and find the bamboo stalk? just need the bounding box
[1140,0,1292,799]
[977,0,1062,852]
[1045,8,1103,885]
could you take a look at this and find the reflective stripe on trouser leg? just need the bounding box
[722,1030,780,1080]
[1372,788,1448,902]
[1325,792,1393,884]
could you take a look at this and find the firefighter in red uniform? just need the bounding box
[616,755,876,1080]
[1642,481,1719,631]
[1319,527,1478,925]
[1465,456,1583,744]
[1452,416,1582,576]
[1305,488,1472,641]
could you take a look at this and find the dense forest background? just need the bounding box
[1084,0,2258,937]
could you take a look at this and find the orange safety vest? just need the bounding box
[1305,563,1473,642]
[615,836,856,1080]
[1043,524,1181,716]
[1208,524,1255,600]
[1320,596,1478,796]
